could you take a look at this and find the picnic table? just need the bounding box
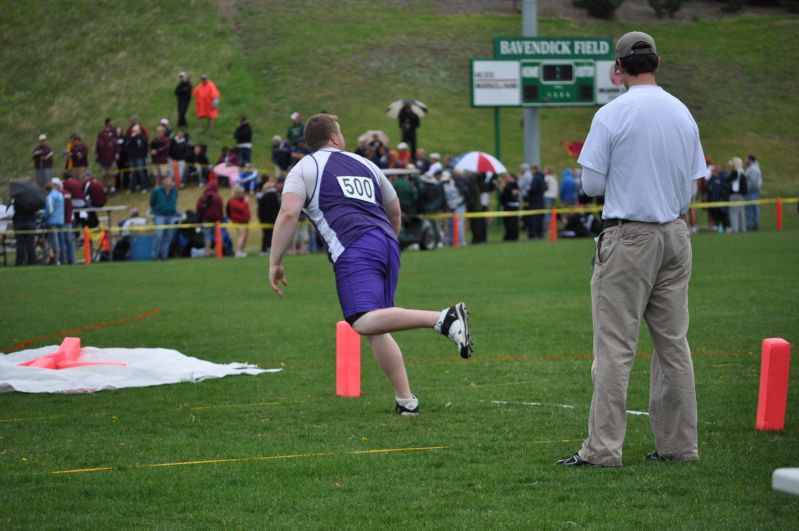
[74,204,129,229]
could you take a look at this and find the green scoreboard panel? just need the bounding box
[490,36,620,108]
[520,59,595,106]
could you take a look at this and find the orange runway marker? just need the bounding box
[172,160,181,188]
[83,226,91,264]
[336,321,361,397]
[756,338,791,431]
[215,221,223,259]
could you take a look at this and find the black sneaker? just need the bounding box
[395,398,419,416]
[435,302,473,359]
[556,453,594,467]
[646,451,669,461]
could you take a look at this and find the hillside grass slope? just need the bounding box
[1,0,797,198]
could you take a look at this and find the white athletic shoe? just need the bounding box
[435,302,473,359]
[395,395,420,416]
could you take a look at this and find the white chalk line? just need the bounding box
[488,400,649,416]
[489,399,575,409]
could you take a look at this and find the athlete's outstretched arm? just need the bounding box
[269,192,303,298]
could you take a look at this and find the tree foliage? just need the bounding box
[573,0,626,19]
[648,0,685,17]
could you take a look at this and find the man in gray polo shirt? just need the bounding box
[557,32,709,467]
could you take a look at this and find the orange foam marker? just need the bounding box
[336,321,360,397]
[28,356,57,369]
[83,226,91,265]
[756,338,791,431]
[215,222,223,259]
[17,337,127,370]
[58,360,126,368]
[172,160,181,188]
[60,337,81,361]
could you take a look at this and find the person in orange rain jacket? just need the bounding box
[193,74,221,130]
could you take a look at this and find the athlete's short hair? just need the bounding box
[304,113,339,151]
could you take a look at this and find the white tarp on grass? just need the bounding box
[0,345,281,393]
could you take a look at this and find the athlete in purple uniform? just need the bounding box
[269,113,473,416]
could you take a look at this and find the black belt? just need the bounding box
[602,218,633,230]
[602,218,679,230]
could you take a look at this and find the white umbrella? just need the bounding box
[452,151,508,175]
[357,130,390,146]
[386,99,428,118]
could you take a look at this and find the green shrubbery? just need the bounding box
[572,0,625,19]
[649,0,686,17]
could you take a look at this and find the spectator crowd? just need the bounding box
[2,70,765,267]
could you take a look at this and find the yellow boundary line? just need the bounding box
[50,445,451,475]
[0,415,63,424]
[188,401,280,411]
[7,196,797,234]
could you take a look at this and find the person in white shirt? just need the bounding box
[558,31,709,468]
[427,153,443,178]
[517,163,534,233]
[543,165,559,209]
[744,154,762,230]
[727,156,747,233]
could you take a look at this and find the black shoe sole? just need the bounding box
[456,303,473,359]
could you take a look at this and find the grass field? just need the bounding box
[2,1,798,196]
[2,209,798,527]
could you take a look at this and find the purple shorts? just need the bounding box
[334,229,400,323]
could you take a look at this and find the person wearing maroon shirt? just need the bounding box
[62,172,85,226]
[69,135,89,179]
[150,125,171,185]
[96,118,119,193]
[32,133,54,189]
[195,181,224,257]
[82,171,107,228]
[226,186,250,257]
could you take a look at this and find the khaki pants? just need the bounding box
[153,163,171,184]
[579,219,698,466]
[100,164,116,190]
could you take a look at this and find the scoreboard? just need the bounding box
[471,36,625,108]
[520,59,596,105]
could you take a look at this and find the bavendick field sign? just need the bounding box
[471,36,625,108]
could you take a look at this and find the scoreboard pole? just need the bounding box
[494,107,501,160]
[522,0,540,166]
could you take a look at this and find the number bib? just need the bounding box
[337,175,376,204]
